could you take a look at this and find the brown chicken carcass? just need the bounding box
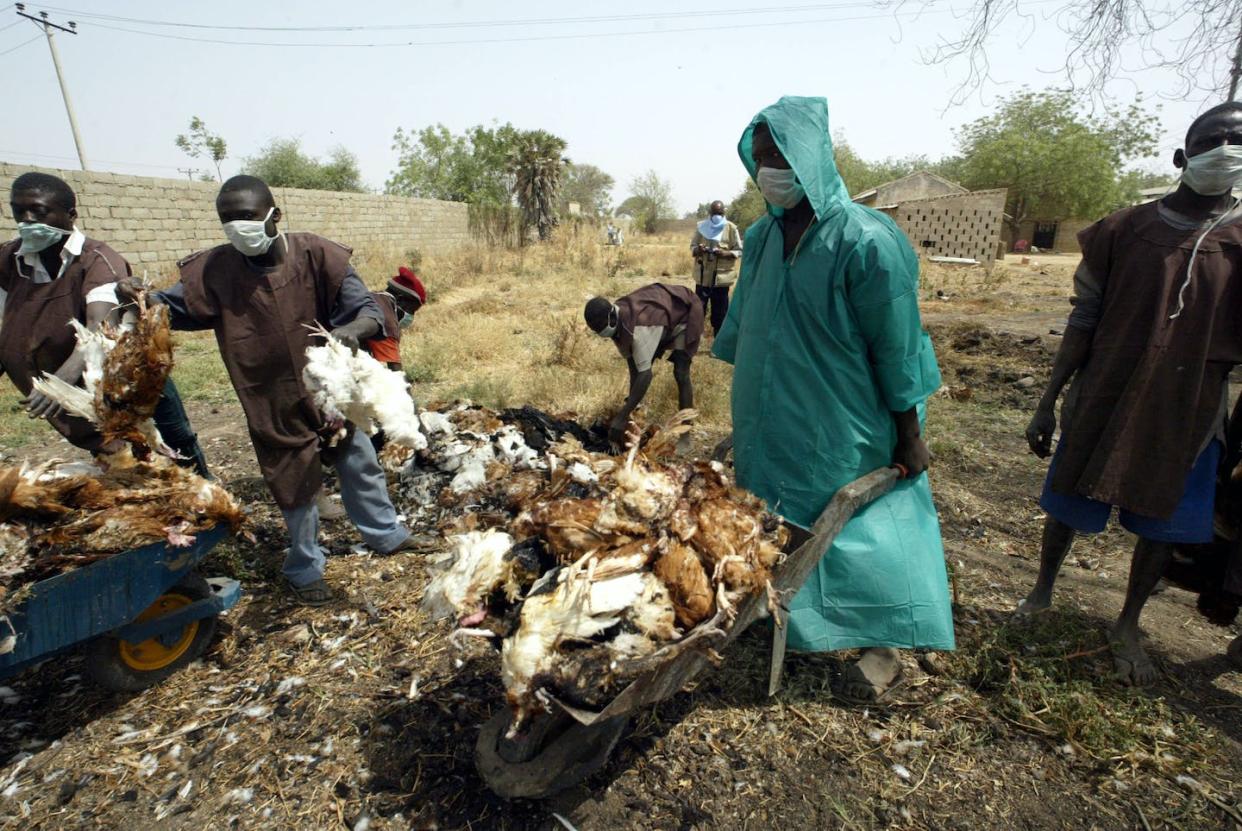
[653,540,715,628]
[97,301,174,454]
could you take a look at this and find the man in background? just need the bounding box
[689,200,742,336]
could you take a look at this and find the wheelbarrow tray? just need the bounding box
[549,467,900,726]
[0,525,238,678]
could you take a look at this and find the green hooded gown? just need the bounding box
[712,96,955,652]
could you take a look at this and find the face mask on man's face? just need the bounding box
[708,213,725,229]
[222,207,277,256]
[595,306,619,338]
[16,222,70,255]
[397,308,415,330]
[1181,144,1242,196]
[756,167,806,210]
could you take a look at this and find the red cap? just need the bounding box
[388,266,426,307]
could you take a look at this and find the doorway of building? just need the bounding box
[1033,222,1058,250]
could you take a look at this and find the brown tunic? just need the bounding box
[1052,202,1242,518]
[614,283,705,359]
[178,233,352,510]
[0,237,130,451]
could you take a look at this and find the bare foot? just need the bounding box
[1110,627,1157,686]
[1013,592,1051,620]
[834,647,902,703]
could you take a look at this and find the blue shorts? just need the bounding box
[1039,440,1220,544]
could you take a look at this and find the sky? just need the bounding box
[0,0,1228,215]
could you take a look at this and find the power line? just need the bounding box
[0,32,38,54]
[0,148,187,172]
[69,4,1041,50]
[31,2,907,33]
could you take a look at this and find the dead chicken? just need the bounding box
[30,297,175,458]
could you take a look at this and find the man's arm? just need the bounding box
[609,332,660,446]
[1026,325,1091,457]
[328,271,382,350]
[1025,260,1101,457]
[23,299,113,419]
[116,280,213,331]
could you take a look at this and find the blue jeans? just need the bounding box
[153,378,210,478]
[279,427,408,586]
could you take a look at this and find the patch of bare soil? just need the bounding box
[2,317,1242,830]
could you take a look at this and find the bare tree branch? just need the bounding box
[911,0,1242,106]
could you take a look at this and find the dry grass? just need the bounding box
[355,230,732,434]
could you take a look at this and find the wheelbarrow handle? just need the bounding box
[769,466,903,697]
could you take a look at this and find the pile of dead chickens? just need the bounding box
[0,457,245,607]
[417,410,788,731]
[1,292,244,608]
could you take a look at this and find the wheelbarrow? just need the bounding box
[0,525,239,692]
[475,466,901,798]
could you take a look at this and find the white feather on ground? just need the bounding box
[301,329,426,451]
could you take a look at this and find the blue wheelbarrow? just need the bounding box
[0,525,240,692]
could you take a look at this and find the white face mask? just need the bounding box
[1180,144,1242,197]
[223,207,277,256]
[595,305,619,338]
[756,167,806,209]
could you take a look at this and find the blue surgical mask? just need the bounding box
[1181,144,1242,197]
[756,167,805,209]
[398,309,415,330]
[17,222,70,255]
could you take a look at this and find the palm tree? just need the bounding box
[509,130,569,243]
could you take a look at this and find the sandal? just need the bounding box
[286,578,335,607]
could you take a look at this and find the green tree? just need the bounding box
[952,89,1160,238]
[621,171,675,233]
[175,117,228,182]
[385,123,521,205]
[241,139,364,192]
[726,179,766,232]
[509,129,568,242]
[558,163,615,217]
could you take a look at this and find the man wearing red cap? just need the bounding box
[365,265,426,372]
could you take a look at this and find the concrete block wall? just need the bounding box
[886,188,1007,268]
[0,163,470,283]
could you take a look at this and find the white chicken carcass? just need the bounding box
[422,529,520,622]
[301,327,427,451]
[501,558,650,732]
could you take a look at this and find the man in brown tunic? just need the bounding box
[1015,102,1242,684]
[583,283,704,448]
[0,172,210,475]
[122,175,414,605]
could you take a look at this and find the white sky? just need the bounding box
[0,0,1225,214]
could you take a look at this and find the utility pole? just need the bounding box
[177,168,202,181]
[15,4,88,170]
[1231,17,1242,100]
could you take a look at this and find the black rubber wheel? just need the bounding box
[84,571,218,692]
[475,708,630,799]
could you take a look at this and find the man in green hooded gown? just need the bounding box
[712,96,954,701]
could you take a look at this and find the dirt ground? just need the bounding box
[3,252,1242,830]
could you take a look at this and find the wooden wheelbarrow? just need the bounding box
[475,465,901,799]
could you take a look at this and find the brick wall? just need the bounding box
[1,163,470,283]
[885,188,1008,268]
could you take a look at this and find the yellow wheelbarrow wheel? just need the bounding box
[117,593,200,672]
[85,572,218,692]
